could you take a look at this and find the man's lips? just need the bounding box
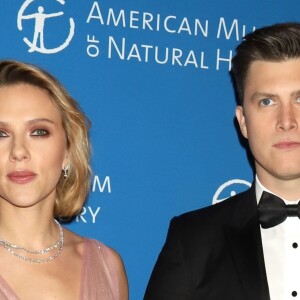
[273,141,300,149]
[7,171,37,184]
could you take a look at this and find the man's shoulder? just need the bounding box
[172,187,254,230]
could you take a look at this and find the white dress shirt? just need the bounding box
[256,176,300,300]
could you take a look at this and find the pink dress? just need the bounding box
[0,239,120,299]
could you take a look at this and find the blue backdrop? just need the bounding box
[1,1,299,299]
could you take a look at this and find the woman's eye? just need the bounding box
[260,98,274,106]
[0,131,8,138]
[31,129,49,136]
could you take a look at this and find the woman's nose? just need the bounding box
[9,138,30,162]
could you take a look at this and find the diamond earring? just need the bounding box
[62,165,69,178]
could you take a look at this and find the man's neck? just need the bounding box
[256,175,300,202]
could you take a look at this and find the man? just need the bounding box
[144,23,300,300]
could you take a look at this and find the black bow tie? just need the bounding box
[257,191,300,229]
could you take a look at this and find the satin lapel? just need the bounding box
[224,186,270,300]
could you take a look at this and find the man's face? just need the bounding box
[236,59,300,189]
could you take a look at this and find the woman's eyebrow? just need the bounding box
[26,118,55,125]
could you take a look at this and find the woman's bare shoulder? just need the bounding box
[101,244,129,300]
[62,226,85,256]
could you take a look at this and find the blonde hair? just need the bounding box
[0,60,91,218]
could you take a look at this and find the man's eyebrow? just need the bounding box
[250,92,278,101]
[290,89,300,97]
[250,90,300,101]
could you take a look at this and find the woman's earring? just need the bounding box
[63,165,69,178]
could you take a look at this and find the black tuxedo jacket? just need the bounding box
[144,186,271,300]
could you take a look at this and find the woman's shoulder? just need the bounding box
[62,229,128,299]
[62,227,85,257]
[83,238,124,269]
[83,238,129,299]
[61,227,121,266]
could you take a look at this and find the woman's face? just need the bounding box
[0,83,67,211]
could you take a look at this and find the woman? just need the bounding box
[0,60,128,299]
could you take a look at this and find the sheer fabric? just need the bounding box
[0,238,119,299]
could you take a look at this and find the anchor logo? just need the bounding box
[17,0,75,54]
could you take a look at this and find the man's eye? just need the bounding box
[31,129,49,136]
[260,98,274,106]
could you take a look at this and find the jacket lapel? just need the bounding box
[224,186,270,300]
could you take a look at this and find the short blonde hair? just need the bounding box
[0,60,91,218]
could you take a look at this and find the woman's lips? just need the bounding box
[7,171,37,184]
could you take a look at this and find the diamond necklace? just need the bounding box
[0,219,64,263]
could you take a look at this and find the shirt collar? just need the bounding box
[255,175,300,204]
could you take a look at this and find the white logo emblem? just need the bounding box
[17,0,75,54]
[212,179,251,205]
